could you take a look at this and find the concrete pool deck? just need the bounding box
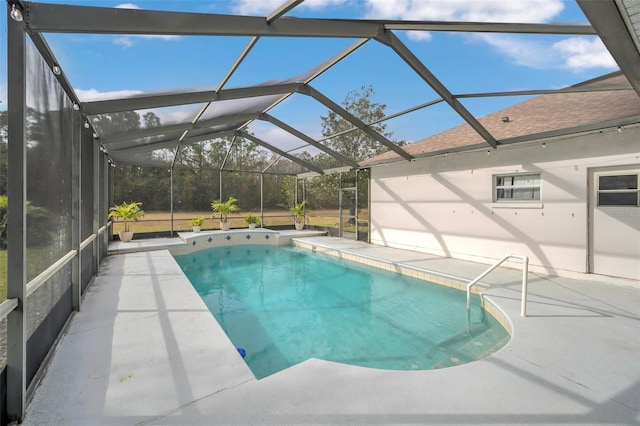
[23,235,639,425]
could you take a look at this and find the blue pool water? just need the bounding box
[174,244,509,379]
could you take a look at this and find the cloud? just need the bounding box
[76,88,145,102]
[405,31,432,42]
[303,0,347,10]
[246,121,312,152]
[364,0,565,41]
[112,3,180,47]
[113,34,180,48]
[232,0,290,15]
[553,37,617,71]
[75,88,199,127]
[115,3,140,9]
[142,108,195,125]
[475,33,616,71]
[364,0,564,22]
[474,34,556,69]
[231,0,346,15]
[114,36,134,48]
[362,0,616,71]
[76,89,201,127]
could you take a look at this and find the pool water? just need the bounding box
[174,244,510,379]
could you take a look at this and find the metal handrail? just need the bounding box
[3,231,101,321]
[0,298,19,321]
[466,253,529,317]
[80,233,97,251]
[26,250,78,298]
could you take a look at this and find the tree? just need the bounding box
[306,86,400,210]
[92,111,143,135]
[143,112,161,129]
[320,85,402,162]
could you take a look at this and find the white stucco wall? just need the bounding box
[370,127,640,278]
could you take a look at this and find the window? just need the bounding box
[495,173,540,201]
[597,173,639,207]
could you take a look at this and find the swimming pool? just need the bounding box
[174,244,509,379]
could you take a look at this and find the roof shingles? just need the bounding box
[366,72,640,164]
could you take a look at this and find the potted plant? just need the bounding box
[190,217,204,233]
[291,201,307,231]
[244,214,260,230]
[108,201,145,242]
[211,196,239,231]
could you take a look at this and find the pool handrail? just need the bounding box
[466,253,529,317]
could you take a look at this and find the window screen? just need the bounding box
[495,174,540,201]
[597,174,639,207]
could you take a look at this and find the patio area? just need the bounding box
[22,236,639,425]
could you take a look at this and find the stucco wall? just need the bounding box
[370,127,639,277]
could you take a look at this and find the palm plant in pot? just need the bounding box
[190,217,205,233]
[244,214,260,230]
[108,201,145,242]
[291,200,307,231]
[211,196,239,231]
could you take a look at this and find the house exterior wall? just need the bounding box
[370,127,639,279]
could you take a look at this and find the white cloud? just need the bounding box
[362,0,616,72]
[553,37,617,71]
[76,89,199,126]
[141,108,194,125]
[363,0,564,22]
[232,0,346,15]
[232,0,289,15]
[114,36,134,48]
[112,3,179,47]
[303,0,347,10]
[246,121,310,152]
[475,33,616,71]
[115,3,140,9]
[405,31,432,42]
[474,34,556,69]
[114,34,180,48]
[76,88,145,102]
[75,89,198,125]
[364,0,565,43]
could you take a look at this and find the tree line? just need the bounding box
[0,85,402,215]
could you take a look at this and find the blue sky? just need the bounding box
[1,0,620,146]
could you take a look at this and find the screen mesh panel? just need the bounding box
[24,40,74,386]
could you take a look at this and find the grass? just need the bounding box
[112,209,368,235]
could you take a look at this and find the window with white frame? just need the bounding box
[597,173,639,206]
[495,173,541,201]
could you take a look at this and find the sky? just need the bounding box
[1,0,620,147]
